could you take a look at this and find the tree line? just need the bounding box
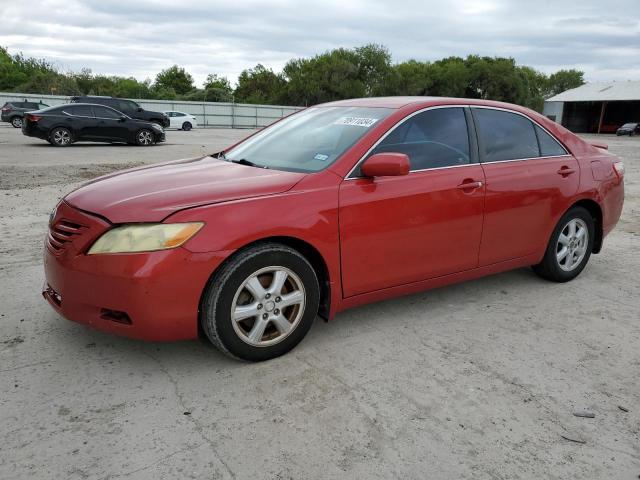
[1,44,584,111]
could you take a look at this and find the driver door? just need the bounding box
[339,106,486,297]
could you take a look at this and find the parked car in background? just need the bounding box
[22,103,165,147]
[163,111,198,130]
[616,122,639,136]
[42,97,624,361]
[1,101,50,128]
[70,96,169,128]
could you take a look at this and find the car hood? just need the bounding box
[65,156,306,223]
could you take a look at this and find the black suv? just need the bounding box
[2,101,50,128]
[70,96,169,128]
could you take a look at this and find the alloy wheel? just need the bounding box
[231,266,306,347]
[556,218,589,272]
[137,130,153,145]
[12,117,23,128]
[52,129,71,146]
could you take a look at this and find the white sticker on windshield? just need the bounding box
[334,117,379,128]
[314,153,329,161]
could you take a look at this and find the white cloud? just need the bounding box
[1,0,638,85]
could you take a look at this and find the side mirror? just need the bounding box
[137,107,143,112]
[361,153,410,177]
[119,115,127,122]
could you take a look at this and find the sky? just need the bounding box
[2,0,639,87]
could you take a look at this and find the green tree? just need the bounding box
[203,74,233,101]
[154,65,194,95]
[546,69,585,97]
[384,60,435,96]
[234,64,286,104]
[517,65,547,111]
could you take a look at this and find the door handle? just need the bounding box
[457,180,483,190]
[557,166,576,176]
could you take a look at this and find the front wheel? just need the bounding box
[135,129,155,146]
[182,122,192,131]
[11,117,23,128]
[201,243,320,361]
[533,206,594,282]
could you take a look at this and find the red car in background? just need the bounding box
[43,97,625,361]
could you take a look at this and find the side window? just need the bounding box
[368,108,470,172]
[175,112,186,117]
[93,106,121,119]
[25,102,40,109]
[63,105,93,117]
[534,125,567,157]
[474,108,540,162]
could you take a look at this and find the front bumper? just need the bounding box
[42,201,228,341]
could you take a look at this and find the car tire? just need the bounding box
[532,206,595,282]
[135,129,155,146]
[200,242,320,361]
[182,122,192,131]
[49,127,73,147]
[11,117,23,128]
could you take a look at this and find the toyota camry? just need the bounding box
[43,97,625,361]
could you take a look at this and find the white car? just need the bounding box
[163,111,198,131]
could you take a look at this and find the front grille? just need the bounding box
[47,219,87,254]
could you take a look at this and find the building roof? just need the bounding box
[547,81,640,102]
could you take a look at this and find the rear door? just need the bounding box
[60,105,95,140]
[471,107,580,265]
[339,106,486,297]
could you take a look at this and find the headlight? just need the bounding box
[87,223,203,254]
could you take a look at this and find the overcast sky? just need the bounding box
[2,0,639,87]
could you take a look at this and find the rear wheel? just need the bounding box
[135,129,155,146]
[201,243,320,361]
[182,122,192,131]
[49,127,73,147]
[533,206,594,282]
[11,117,23,128]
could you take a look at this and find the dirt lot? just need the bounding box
[0,125,638,479]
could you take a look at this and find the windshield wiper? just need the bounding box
[229,158,268,169]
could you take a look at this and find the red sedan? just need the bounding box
[43,97,625,361]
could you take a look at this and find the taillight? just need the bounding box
[1,106,11,112]
[26,114,42,122]
[613,161,625,178]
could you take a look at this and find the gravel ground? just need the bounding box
[0,125,638,479]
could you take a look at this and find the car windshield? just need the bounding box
[621,123,637,128]
[223,106,393,173]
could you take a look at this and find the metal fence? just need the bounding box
[0,92,302,129]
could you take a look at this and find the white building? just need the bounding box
[543,81,640,133]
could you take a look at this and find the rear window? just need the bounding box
[63,105,94,117]
[534,125,567,157]
[32,105,63,113]
[473,108,539,162]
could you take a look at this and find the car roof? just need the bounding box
[62,103,119,108]
[317,96,533,111]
